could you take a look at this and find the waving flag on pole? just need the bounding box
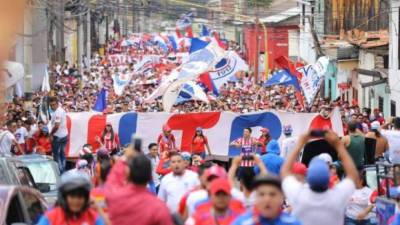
[200,24,210,36]
[168,35,178,51]
[177,39,226,81]
[274,56,305,108]
[41,67,51,92]
[264,69,301,91]
[207,51,249,95]
[176,12,194,38]
[112,72,132,96]
[189,38,209,54]
[93,88,107,112]
[176,81,209,104]
[134,55,160,74]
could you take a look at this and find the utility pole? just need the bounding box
[56,0,65,63]
[254,0,260,84]
[86,9,91,69]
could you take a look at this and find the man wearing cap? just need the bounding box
[280,130,358,225]
[232,175,302,225]
[185,178,246,225]
[157,124,177,154]
[381,117,400,163]
[280,125,298,159]
[185,165,245,218]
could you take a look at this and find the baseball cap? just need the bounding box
[371,121,380,131]
[41,126,49,134]
[196,127,202,132]
[163,124,171,132]
[210,178,231,196]
[253,174,282,191]
[205,165,227,180]
[317,153,333,165]
[292,162,307,176]
[180,152,191,162]
[307,158,330,192]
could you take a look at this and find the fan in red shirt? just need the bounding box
[96,123,120,155]
[157,124,177,154]
[185,178,245,225]
[258,128,271,155]
[33,125,52,155]
[191,127,211,159]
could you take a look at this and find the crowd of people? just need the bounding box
[2,36,400,225]
[31,115,400,225]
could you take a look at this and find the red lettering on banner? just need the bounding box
[87,115,107,152]
[65,116,72,156]
[166,112,221,151]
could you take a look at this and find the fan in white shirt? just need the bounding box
[345,172,375,223]
[381,117,400,163]
[158,153,200,213]
[280,130,358,225]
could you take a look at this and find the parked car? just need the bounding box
[0,185,47,225]
[17,154,60,206]
[0,156,36,188]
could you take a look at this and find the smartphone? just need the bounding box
[310,129,326,138]
[131,135,143,152]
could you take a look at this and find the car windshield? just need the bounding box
[25,161,58,192]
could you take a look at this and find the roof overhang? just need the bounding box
[360,78,388,88]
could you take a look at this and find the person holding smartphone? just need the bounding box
[281,130,358,225]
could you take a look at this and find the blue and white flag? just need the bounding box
[134,55,160,75]
[264,69,300,90]
[208,51,249,95]
[176,81,209,104]
[112,72,132,96]
[41,67,51,92]
[176,12,194,30]
[297,56,329,105]
[177,39,226,81]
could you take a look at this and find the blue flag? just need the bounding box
[93,89,107,112]
[200,24,210,36]
[189,38,209,54]
[264,69,301,91]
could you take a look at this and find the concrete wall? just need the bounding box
[299,3,317,64]
[357,50,391,117]
[389,0,400,116]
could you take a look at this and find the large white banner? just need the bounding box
[65,110,343,157]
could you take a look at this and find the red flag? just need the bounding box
[275,56,304,108]
[175,28,183,38]
[185,26,194,38]
[212,32,227,50]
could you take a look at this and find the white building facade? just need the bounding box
[389,0,400,116]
